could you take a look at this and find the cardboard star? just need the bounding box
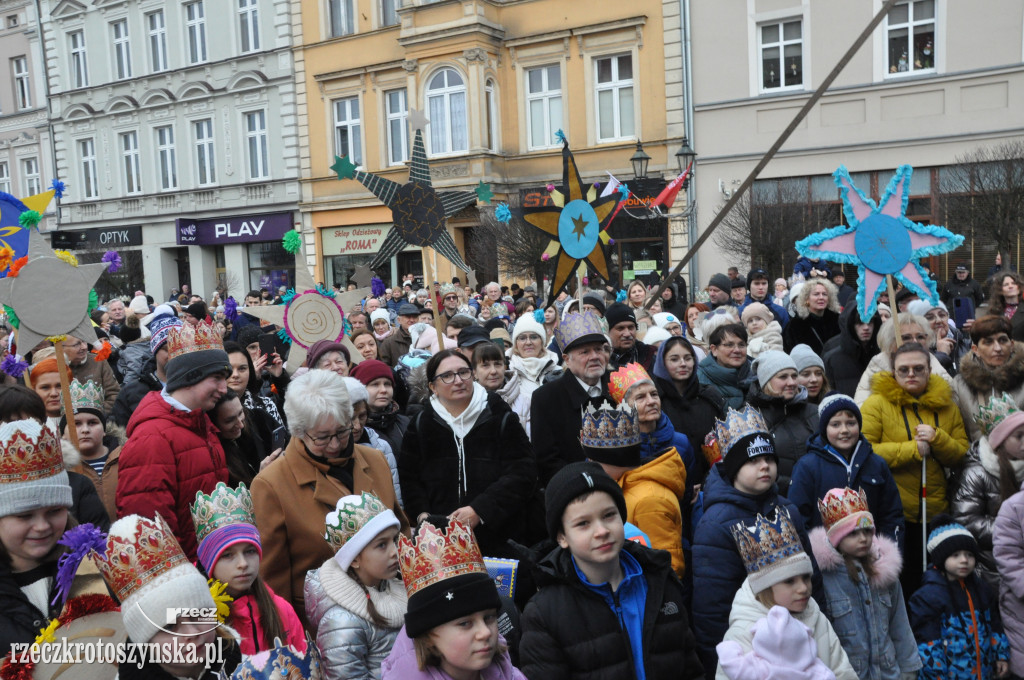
[795,165,964,320]
[351,264,373,289]
[475,181,493,204]
[241,244,370,372]
[0,230,107,349]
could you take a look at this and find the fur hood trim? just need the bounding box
[870,371,952,409]
[60,438,80,469]
[958,342,1024,394]
[793,278,842,319]
[809,527,902,588]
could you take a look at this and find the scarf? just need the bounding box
[318,558,407,629]
[509,353,556,392]
[430,383,489,501]
[243,390,283,426]
[374,328,393,342]
[367,400,401,432]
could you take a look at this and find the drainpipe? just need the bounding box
[34,0,60,227]
[680,0,696,294]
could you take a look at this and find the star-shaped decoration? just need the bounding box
[475,181,493,204]
[331,109,479,274]
[0,230,107,349]
[351,264,373,289]
[521,139,618,305]
[795,165,964,320]
[445,591,454,601]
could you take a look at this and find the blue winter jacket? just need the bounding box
[788,433,906,551]
[909,567,1009,680]
[691,464,822,679]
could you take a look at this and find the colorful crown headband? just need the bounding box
[817,487,871,533]
[714,404,771,456]
[730,507,804,578]
[227,638,322,680]
[324,491,390,552]
[976,392,1021,437]
[95,514,189,603]
[397,518,488,600]
[166,320,224,360]
[439,282,459,297]
[69,378,105,414]
[553,311,605,352]
[191,482,257,544]
[607,362,654,404]
[0,419,64,485]
[580,401,641,449]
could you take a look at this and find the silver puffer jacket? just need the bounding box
[305,561,405,680]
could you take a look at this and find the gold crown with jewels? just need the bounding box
[190,482,257,544]
[165,320,224,361]
[397,518,488,600]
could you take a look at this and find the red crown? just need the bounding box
[397,518,488,599]
[95,514,189,602]
[166,321,224,361]
[607,362,653,404]
[818,487,870,532]
[0,420,64,484]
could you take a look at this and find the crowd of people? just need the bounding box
[2,257,1024,680]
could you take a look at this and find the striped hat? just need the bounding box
[926,514,978,570]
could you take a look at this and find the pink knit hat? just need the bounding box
[818,487,874,548]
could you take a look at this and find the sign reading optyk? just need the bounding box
[175,211,294,245]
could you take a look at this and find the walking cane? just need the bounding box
[921,457,928,572]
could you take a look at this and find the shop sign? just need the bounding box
[322,225,415,255]
[51,225,143,250]
[175,212,294,245]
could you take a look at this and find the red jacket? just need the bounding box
[115,391,228,560]
[230,587,307,655]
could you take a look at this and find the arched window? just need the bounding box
[426,68,467,155]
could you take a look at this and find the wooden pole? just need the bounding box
[887,275,901,347]
[644,0,903,310]
[52,339,80,450]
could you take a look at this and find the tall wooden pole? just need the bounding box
[52,339,80,450]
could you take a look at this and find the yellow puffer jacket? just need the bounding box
[619,448,687,576]
[861,372,968,523]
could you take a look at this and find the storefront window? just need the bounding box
[248,241,294,293]
[327,254,392,291]
[77,249,146,301]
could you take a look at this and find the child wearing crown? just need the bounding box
[809,487,919,680]
[381,517,525,680]
[305,492,407,679]
[716,507,856,680]
[520,461,703,680]
[191,482,305,655]
[692,404,821,677]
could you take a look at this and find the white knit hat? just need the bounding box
[0,419,72,517]
[511,314,546,345]
[342,376,369,405]
[652,312,680,329]
[642,326,671,346]
[370,309,391,326]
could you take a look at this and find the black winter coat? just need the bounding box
[111,356,162,428]
[654,374,724,491]
[782,309,841,355]
[531,370,610,486]
[520,541,703,680]
[823,303,880,397]
[744,381,819,496]
[69,470,111,530]
[399,391,537,557]
[941,274,985,308]
[0,561,58,656]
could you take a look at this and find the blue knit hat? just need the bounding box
[926,514,978,570]
[818,392,861,438]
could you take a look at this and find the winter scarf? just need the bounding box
[317,557,407,629]
[429,383,489,498]
[368,400,402,432]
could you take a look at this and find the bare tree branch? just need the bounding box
[470,194,554,293]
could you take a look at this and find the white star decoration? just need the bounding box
[445,592,454,601]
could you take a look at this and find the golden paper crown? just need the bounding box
[0,419,64,485]
[166,320,224,361]
[976,392,1021,437]
[714,404,771,456]
[397,518,488,600]
[580,401,641,449]
[324,491,390,552]
[817,487,872,533]
[607,362,653,404]
[191,482,257,544]
[95,514,189,602]
[439,283,459,297]
[730,507,804,577]
[69,379,105,414]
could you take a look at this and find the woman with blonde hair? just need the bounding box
[626,279,647,313]
[853,313,954,405]
[782,278,842,355]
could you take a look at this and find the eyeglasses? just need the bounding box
[517,333,541,343]
[444,295,459,302]
[306,428,352,446]
[433,368,473,384]
[900,333,928,343]
[895,365,928,377]
[714,342,747,350]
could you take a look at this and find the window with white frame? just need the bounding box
[759,19,802,91]
[194,119,216,186]
[426,68,467,156]
[69,31,88,88]
[238,0,260,53]
[147,10,168,73]
[385,89,409,166]
[120,131,142,194]
[381,0,399,27]
[245,110,269,179]
[594,55,634,142]
[886,0,935,75]
[185,2,207,64]
[21,158,39,195]
[328,0,354,37]
[526,64,562,150]
[12,57,30,110]
[0,162,9,194]
[484,79,497,152]
[155,125,177,190]
[79,139,98,199]
[333,97,362,165]
[112,20,132,80]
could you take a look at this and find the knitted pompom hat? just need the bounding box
[926,514,979,570]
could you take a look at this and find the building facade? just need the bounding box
[690,0,1024,285]
[294,0,690,293]
[0,0,56,229]
[40,0,301,300]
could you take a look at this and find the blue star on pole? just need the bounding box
[795,165,964,320]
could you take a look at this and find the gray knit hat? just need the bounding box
[790,344,824,374]
[163,322,231,392]
[0,419,73,517]
[709,273,732,293]
[753,350,797,388]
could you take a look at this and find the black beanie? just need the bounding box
[721,432,778,484]
[545,462,626,540]
[926,514,979,570]
[186,301,208,321]
[164,347,232,392]
[604,302,636,330]
[582,293,607,316]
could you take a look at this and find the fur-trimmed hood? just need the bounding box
[957,341,1024,394]
[869,371,953,409]
[809,527,902,588]
[59,420,126,470]
[792,278,842,320]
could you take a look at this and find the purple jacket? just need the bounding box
[381,626,526,680]
[993,482,1024,677]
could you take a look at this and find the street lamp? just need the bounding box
[630,141,651,180]
[675,137,696,185]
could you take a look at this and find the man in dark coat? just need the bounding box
[740,268,789,327]
[830,270,856,307]
[941,263,985,325]
[605,302,655,372]
[379,302,419,367]
[823,304,881,397]
[531,311,610,486]
[660,279,687,318]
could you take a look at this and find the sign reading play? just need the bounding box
[175,211,294,245]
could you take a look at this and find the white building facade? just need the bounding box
[40,0,301,299]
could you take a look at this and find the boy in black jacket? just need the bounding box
[519,461,703,680]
